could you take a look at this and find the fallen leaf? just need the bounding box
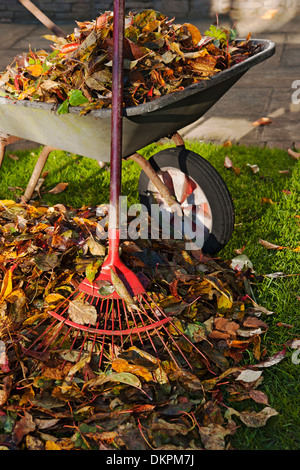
[150,418,191,437]
[8,153,19,160]
[254,348,286,368]
[260,197,274,204]
[86,237,106,256]
[259,239,286,250]
[12,412,36,445]
[230,254,253,271]
[287,148,300,160]
[226,406,278,428]
[109,268,138,309]
[48,183,69,194]
[111,358,153,382]
[25,435,44,450]
[237,327,262,337]
[235,369,263,383]
[85,371,142,390]
[68,298,97,326]
[45,441,62,450]
[198,423,232,450]
[252,117,272,126]
[249,389,269,405]
[242,316,268,329]
[247,163,259,174]
[0,265,15,302]
[276,322,293,329]
[0,341,10,373]
[261,9,279,20]
[224,156,233,168]
[224,156,240,175]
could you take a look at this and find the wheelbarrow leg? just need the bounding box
[0,132,22,168]
[23,145,57,202]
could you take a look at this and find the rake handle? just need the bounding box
[109,0,125,232]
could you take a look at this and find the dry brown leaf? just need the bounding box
[226,406,278,428]
[261,9,279,20]
[48,182,69,194]
[247,163,259,174]
[252,117,272,126]
[86,236,106,256]
[259,239,286,250]
[249,389,269,405]
[68,298,97,326]
[254,348,286,368]
[260,198,274,204]
[224,156,233,168]
[214,317,240,336]
[287,148,300,160]
[198,423,232,450]
[12,412,36,445]
[243,316,268,329]
[235,369,262,383]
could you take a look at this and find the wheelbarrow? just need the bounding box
[0,37,275,254]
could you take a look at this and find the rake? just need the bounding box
[20,0,210,375]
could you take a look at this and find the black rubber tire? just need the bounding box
[138,147,234,254]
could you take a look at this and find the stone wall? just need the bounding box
[0,0,299,23]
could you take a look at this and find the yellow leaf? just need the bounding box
[0,266,15,303]
[45,440,62,450]
[260,198,275,204]
[26,63,44,77]
[0,200,17,210]
[182,23,202,45]
[23,313,47,326]
[111,358,153,382]
[19,386,35,406]
[45,293,65,305]
[217,293,233,312]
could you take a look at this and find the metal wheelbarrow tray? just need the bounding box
[0,38,275,254]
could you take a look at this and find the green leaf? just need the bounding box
[68,89,89,106]
[57,98,70,114]
[229,28,238,41]
[204,25,227,42]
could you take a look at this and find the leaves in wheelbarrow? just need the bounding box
[0,10,261,113]
[0,199,284,450]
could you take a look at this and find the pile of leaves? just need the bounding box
[0,10,260,114]
[0,199,286,450]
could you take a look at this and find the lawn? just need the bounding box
[0,140,299,450]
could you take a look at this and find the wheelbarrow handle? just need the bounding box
[17,0,66,37]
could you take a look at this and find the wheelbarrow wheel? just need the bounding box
[138,146,234,254]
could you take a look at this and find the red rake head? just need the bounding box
[77,241,145,300]
[20,232,211,375]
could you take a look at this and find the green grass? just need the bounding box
[0,141,299,450]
